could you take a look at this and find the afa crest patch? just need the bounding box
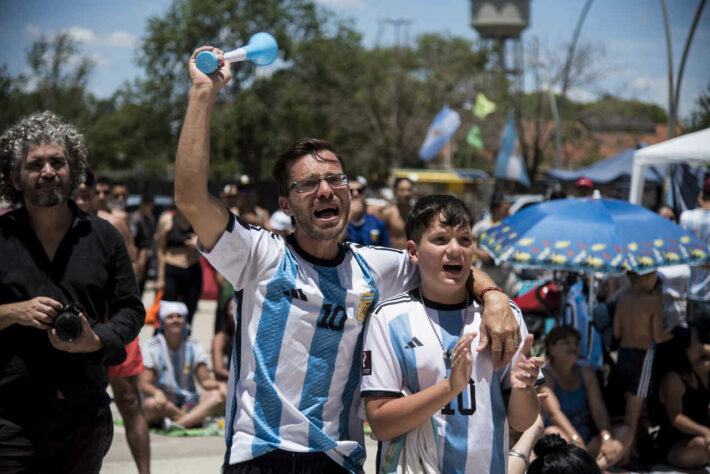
[357,291,375,323]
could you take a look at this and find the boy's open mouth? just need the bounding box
[443,263,463,272]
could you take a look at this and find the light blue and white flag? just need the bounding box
[419,106,461,161]
[494,112,530,187]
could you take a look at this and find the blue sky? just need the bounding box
[1,0,708,120]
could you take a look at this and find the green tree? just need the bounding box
[688,81,710,132]
[0,33,94,131]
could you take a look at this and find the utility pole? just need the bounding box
[661,0,706,139]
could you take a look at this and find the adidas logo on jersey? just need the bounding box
[284,288,307,301]
[404,337,424,349]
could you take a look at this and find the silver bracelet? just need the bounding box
[508,448,529,467]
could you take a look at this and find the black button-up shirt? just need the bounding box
[0,201,144,413]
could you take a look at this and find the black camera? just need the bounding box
[54,303,83,342]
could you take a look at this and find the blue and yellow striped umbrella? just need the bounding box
[479,197,710,275]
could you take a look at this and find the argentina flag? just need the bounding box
[494,113,530,187]
[419,106,461,161]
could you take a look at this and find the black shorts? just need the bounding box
[223,449,350,474]
[0,402,113,474]
[617,347,654,397]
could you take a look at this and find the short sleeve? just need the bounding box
[361,308,403,398]
[190,340,209,370]
[354,246,419,301]
[141,339,158,370]
[198,212,284,290]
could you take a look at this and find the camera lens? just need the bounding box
[54,306,82,342]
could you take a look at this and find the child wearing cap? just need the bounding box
[139,301,227,429]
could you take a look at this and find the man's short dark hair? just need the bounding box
[394,177,413,191]
[272,138,346,196]
[95,175,112,188]
[405,195,473,245]
[0,111,87,204]
[140,192,154,205]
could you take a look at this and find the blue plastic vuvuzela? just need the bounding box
[195,32,278,74]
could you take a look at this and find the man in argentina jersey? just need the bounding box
[362,290,536,473]
[175,46,522,473]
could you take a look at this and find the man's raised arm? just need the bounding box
[175,46,232,251]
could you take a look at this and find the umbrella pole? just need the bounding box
[587,273,595,317]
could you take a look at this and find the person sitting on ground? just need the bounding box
[362,195,542,472]
[527,434,601,474]
[539,326,626,471]
[613,270,670,462]
[654,327,710,469]
[140,301,226,429]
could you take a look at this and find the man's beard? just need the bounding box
[24,179,71,207]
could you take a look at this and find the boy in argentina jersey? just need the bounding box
[175,46,522,474]
[361,196,543,474]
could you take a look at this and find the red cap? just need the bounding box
[575,177,593,189]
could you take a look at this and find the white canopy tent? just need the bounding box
[629,128,710,204]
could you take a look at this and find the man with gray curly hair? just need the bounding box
[0,111,144,473]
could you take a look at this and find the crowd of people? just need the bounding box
[0,44,708,474]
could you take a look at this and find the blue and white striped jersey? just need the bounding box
[142,334,209,406]
[361,289,528,474]
[680,208,710,301]
[199,214,418,472]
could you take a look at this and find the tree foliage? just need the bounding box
[1,1,679,190]
[688,80,710,132]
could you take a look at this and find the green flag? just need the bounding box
[466,125,483,149]
[473,93,496,119]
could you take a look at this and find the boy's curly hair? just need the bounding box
[0,111,87,204]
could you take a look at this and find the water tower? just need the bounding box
[470,0,530,73]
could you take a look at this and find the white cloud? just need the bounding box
[566,86,598,103]
[21,24,138,49]
[105,31,139,48]
[66,26,94,43]
[314,0,367,10]
[24,25,43,39]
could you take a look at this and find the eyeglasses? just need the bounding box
[288,174,348,194]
